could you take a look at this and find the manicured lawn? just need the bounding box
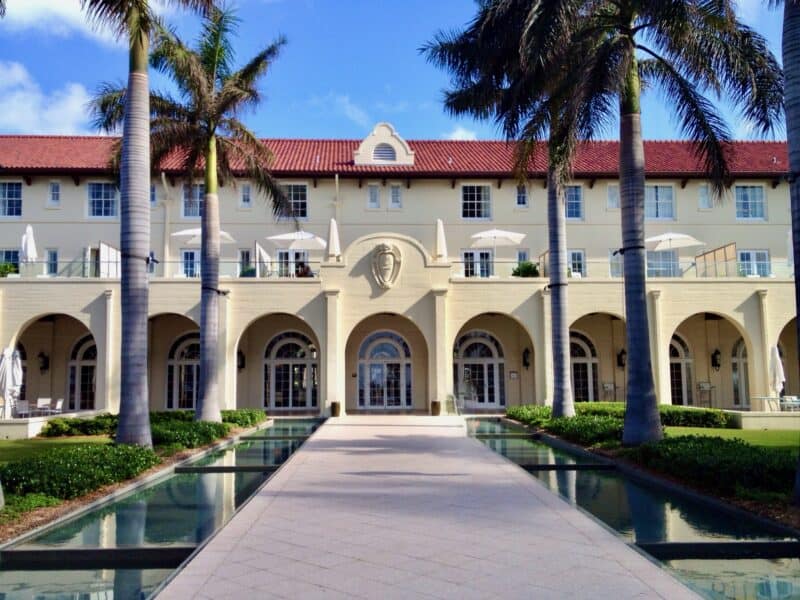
[664,427,800,454]
[0,436,111,465]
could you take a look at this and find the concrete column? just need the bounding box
[536,289,554,406]
[324,289,344,416]
[218,291,235,409]
[756,289,772,396]
[430,288,451,413]
[101,289,119,413]
[648,290,670,404]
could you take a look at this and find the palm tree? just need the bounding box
[93,7,289,422]
[81,1,215,446]
[423,1,609,418]
[0,2,6,18]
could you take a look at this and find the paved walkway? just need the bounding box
[160,416,697,599]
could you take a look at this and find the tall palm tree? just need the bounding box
[93,7,289,422]
[514,1,783,445]
[81,1,215,446]
[423,1,607,418]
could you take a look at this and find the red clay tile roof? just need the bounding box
[0,135,788,179]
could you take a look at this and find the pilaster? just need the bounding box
[101,289,118,413]
[324,289,344,416]
[757,289,772,396]
[536,288,554,406]
[431,287,451,412]
[649,289,669,404]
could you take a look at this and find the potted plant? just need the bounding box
[511,261,539,277]
[431,400,442,416]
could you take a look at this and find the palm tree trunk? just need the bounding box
[619,54,662,446]
[197,135,222,422]
[783,1,800,505]
[116,10,152,447]
[548,164,574,417]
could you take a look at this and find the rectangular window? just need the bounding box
[698,184,712,210]
[645,185,675,219]
[277,250,309,277]
[182,184,204,218]
[462,249,493,278]
[738,249,771,277]
[281,184,308,219]
[568,249,586,277]
[367,184,380,209]
[181,249,199,278]
[239,248,252,276]
[461,185,491,219]
[647,250,679,277]
[564,186,583,219]
[735,185,765,219]
[88,182,118,217]
[150,184,156,207]
[0,182,23,217]
[240,183,252,208]
[46,249,58,276]
[0,249,20,272]
[48,182,61,207]
[516,185,528,208]
[607,184,619,209]
[609,250,623,278]
[390,184,402,209]
[517,249,529,264]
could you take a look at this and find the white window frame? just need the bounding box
[647,249,679,277]
[564,185,583,220]
[0,249,20,272]
[239,183,252,209]
[608,249,623,278]
[698,183,713,210]
[515,184,529,208]
[276,249,309,277]
[366,183,381,209]
[181,248,200,278]
[239,248,252,276]
[0,181,23,218]
[181,183,204,220]
[280,182,309,220]
[47,181,61,208]
[607,184,619,209]
[735,185,766,220]
[517,249,530,264]
[461,184,492,220]
[87,182,118,219]
[46,248,58,276]
[645,184,675,220]
[461,249,493,278]
[568,249,586,277]
[389,184,403,210]
[737,249,771,277]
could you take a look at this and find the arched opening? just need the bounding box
[669,334,693,406]
[570,313,627,402]
[453,313,534,409]
[345,314,428,413]
[778,318,799,396]
[14,314,96,414]
[148,313,199,411]
[237,314,320,413]
[670,312,750,409]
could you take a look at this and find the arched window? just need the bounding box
[358,331,412,408]
[570,332,598,402]
[669,334,693,406]
[453,331,505,408]
[264,332,319,410]
[167,332,200,409]
[372,143,396,162]
[732,337,749,407]
[68,334,97,410]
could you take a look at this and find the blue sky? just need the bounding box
[0,0,784,141]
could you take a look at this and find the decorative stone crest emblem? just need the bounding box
[371,243,402,289]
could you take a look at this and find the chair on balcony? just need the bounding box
[41,399,63,416]
[16,400,30,418]
[36,398,52,415]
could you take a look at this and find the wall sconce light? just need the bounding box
[711,349,721,372]
[236,350,246,371]
[37,351,50,373]
[310,346,318,360]
[522,348,531,370]
[616,349,627,369]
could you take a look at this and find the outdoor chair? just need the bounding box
[16,400,30,418]
[41,399,63,416]
[36,398,52,415]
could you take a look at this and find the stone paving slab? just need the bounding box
[159,416,698,599]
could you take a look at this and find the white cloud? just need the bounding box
[309,93,371,128]
[443,126,477,141]
[0,62,92,135]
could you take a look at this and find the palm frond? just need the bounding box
[90,81,127,133]
[199,6,240,86]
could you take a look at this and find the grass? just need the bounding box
[0,436,111,465]
[664,427,800,454]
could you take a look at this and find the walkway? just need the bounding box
[159,416,697,599]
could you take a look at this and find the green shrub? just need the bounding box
[0,493,61,524]
[149,410,194,424]
[545,415,624,445]
[506,405,552,427]
[40,414,118,437]
[511,261,539,277]
[221,409,267,428]
[0,263,18,277]
[0,444,160,499]
[658,405,729,428]
[150,420,230,448]
[624,436,796,496]
[575,402,627,419]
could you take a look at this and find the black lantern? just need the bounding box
[236,350,246,371]
[37,351,50,373]
[711,349,721,371]
[522,348,531,370]
[616,349,627,369]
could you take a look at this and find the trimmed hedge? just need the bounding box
[0,444,160,499]
[658,405,729,428]
[624,436,797,496]
[221,409,267,428]
[506,405,552,427]
[40,414,118,437]
[150,420,230,448]
[546,415,624,445]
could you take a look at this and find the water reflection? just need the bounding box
[0,569,173,599]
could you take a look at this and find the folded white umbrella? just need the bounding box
[470,228,526,249]
[0,348,23,419]
[645,232,704,252]
[171,228,236,246]
[770,345,786,396]
[267,230,327,251]
[327,219,341,260]
[435,219,448,261]
[20,224,38,263]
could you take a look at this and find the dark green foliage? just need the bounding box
[546,415,624,445]
[506,405,552,427]
[0,263,17,277]
[657,405,729,428]
[624,436,797,496]
[574,402,627,419]
[149,411,194,424]
[0,493,61,524]
[150,420,230,448]
[511,261,539,277]
[221,409,267,428]
[0,444,160,500]
[40,414,119,437]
